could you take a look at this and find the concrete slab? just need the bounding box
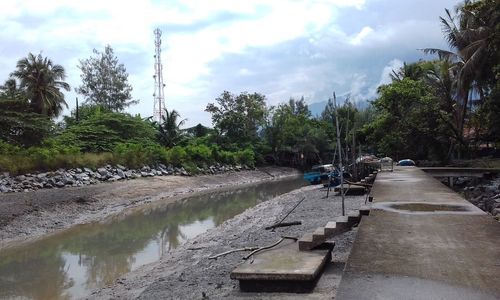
[337,167,500,299]
[231,239,332,292]
[370,167,467,204]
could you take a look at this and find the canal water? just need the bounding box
[0,177,305,299]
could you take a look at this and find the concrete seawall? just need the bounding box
[337,167,500,299]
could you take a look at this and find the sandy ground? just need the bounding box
[88,184,367,300]
[0,167,298,250]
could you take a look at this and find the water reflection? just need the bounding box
[0,177,304,299]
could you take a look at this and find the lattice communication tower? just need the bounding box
[153,28,166,122]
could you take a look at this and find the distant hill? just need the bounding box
[308,101,328,117]
[308,100,370,117]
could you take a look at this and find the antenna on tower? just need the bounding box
[153,28,166,122]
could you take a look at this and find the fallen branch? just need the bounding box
[265,221,301,230]
[243,236,298,260]
[208,247,259,260]
[187,247,206,251]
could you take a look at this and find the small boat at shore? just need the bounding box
[303,164,334,185]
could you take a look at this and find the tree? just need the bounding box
[422,0,500,156]
[363,78,446,160]
[11,53,70,117]
[52,111,156,152]
[156,109,187,147]
[205,91,267,145]
[77,45,138,111]
[0,97,55,146]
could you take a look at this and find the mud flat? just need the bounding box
[0,167,298,250]
[90,185,366,299]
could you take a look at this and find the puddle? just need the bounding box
[0,177,305,299]
[372,202,483,215]
[390,203,469,212]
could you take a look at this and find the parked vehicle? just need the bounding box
[398,159,416,166]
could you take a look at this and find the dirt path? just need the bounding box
[89,185,366,299]
[0,167,298,250]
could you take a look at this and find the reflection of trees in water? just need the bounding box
[0,177,304,299]
[0,248,72,300]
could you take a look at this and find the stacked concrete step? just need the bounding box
[298,207,369,251]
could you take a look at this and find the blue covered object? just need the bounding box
[398,159,416,166]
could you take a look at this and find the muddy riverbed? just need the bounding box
[0,167,366,299]
[90,185,366,299]
[0,167,298,250]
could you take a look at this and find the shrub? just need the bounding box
[236,147,255,167]
[166,146,187,166]
[185,143,213,166]
[113,143,168,168]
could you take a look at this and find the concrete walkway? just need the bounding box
[336,167,500,300]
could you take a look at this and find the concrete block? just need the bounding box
[347,211,360,225]
[359,206,371,216]
[231,241,332,293]
[299,232,325,251]
[298,233,314,251]
[335,216,350,231]
[312,227,325,241]
[324,221,337,236]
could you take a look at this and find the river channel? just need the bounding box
[0,176,305,299]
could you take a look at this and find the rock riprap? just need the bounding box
[0,164,251,193]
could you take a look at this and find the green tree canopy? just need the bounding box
[363,78,447,160]
[10,53,70,117]
[77,45,138,111]
[205,91,267,145]
[0,97,55,147]
[51,111,156,152]
[156,109,187,147]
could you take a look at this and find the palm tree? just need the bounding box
[422,0,499,157]
[11,53,70,117]
[157,109,187,147]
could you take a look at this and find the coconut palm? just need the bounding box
[11,53,70,117]
[422,0,499,157]
[157,109,187,147]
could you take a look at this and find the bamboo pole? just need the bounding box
[334,92,345,216]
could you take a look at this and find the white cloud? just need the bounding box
[0,0,458,127]
[350,26,374,45]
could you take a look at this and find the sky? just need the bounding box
[0,0,460,127]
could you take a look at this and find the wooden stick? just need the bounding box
[270,196,305,228]
[265,221,301,230]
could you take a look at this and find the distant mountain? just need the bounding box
[308,101,328,117]
[308,100,370,117]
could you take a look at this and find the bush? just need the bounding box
[185,143,213,166]
[0,144,114,174]
[113,143,167,168]
[166,146,188,166]
[236,147,255,167]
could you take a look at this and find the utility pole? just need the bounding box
[76,97,79,122]
[334,92,345,216]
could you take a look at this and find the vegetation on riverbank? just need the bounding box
[0,0,498,174]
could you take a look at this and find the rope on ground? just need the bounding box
[243,236,298,260]
[208,247,260,260]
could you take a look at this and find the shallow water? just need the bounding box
[0,177,305,300]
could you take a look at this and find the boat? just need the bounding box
[303,164,335,185]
